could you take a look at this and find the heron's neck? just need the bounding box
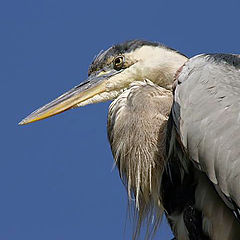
[127,46,188,90]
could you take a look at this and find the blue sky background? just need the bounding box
[1,0,240,239]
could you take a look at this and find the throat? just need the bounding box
[107,80,173,237]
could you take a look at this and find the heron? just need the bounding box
[19,40,240,240]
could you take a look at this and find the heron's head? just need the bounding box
[19,40,187,125]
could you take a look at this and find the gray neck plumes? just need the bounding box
[108,80,173,239]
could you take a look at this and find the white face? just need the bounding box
[123,46,188,89]
[19,43,188,125]
[102,46,187,96]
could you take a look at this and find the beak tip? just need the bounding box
[18,119,27,126]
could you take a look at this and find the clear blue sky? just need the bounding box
[1,0,240,239]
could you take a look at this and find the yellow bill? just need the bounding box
[19,69,119,125]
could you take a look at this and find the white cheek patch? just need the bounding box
[124,46,188,88]
[105,62,145,91]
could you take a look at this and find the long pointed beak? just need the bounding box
[19,70,118,125]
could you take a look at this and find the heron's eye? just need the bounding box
[113,56,124,70]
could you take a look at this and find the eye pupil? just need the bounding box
[115,58,121,64]
[114,56,124,70]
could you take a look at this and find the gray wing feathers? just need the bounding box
[173,54,240,208]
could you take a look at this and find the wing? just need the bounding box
[172,53,240,212]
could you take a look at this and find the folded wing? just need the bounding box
[172,53,240,212]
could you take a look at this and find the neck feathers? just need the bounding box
[125,45,188,90]
[108,80,173,239]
